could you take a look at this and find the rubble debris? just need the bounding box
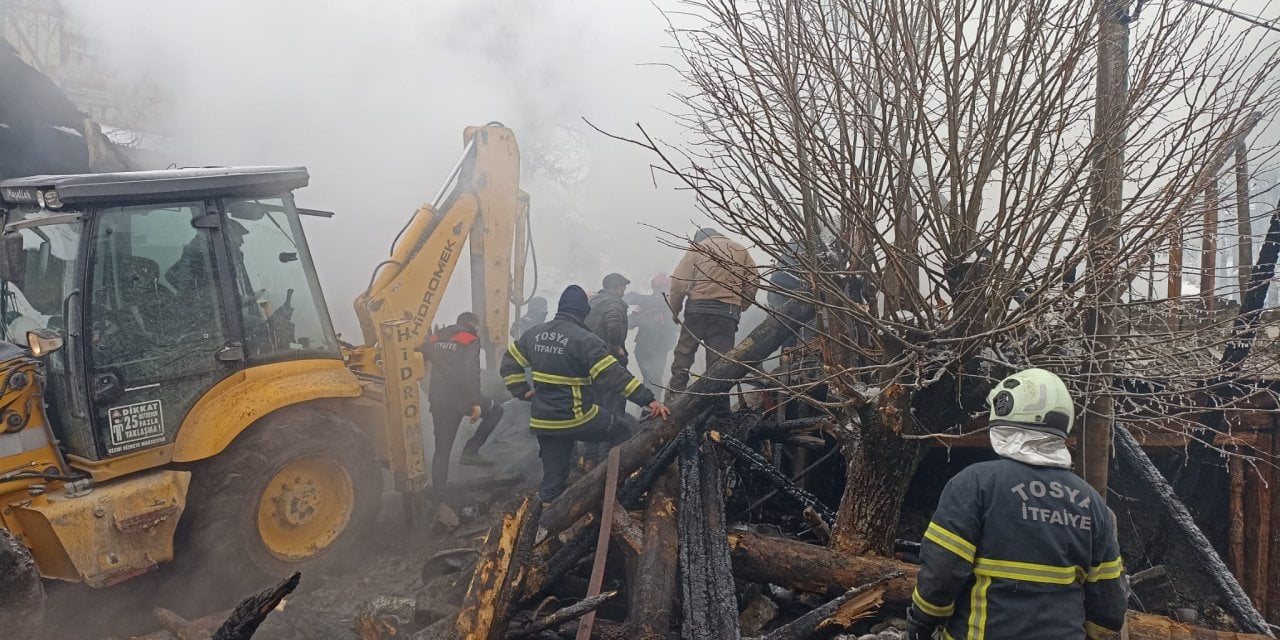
[751,571,899,640]
[738,594,780,636]
[508,590,618,640]
[1115,426,1273,636]
[715,429,835,524]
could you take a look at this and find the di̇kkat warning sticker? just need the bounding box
[107,399,166,455]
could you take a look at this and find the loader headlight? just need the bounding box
[27,328,64,356]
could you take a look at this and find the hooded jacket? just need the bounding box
[501,310,655,434]
[417,323,482,411]
[669,233,759,318]
[911,428,1127,640]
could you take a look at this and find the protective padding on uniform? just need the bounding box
[986,368,1075,437]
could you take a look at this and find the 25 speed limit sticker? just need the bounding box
[107,399,166,454]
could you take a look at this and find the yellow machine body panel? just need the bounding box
[5,470,190,587]
[171,359,362,463]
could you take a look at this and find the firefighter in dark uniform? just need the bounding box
[907,368,1127,640]
[419,312,504,492]
[501,285,671,502]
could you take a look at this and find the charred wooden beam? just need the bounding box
[751,571,900,640]
[714,430,835,524]
[728,531,1273,640]
[540,303,814,537]
[627,466,679,639]
[679,431,741,640]
[505,591,618,640]
[212,571,301,640]
[1115,426,1274,636]
[455,496,536,640]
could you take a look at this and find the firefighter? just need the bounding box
[419,312,505,492]
[907,368,1127,640]
[501,285,670,502]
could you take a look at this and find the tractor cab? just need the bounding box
[0,167,341,463]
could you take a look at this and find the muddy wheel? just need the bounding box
[0,528,44,635]
[179,405,381,585]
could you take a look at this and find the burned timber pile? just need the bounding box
[322,306,1276,640]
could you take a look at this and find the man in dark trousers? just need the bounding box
[668,228,758,407]
[585,273,633,462]
[501,285,670,502]
[906,368,1127,640]
[627,273,677,394]
[419,312,505,493]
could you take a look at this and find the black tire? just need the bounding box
[176,405,382,587]
[0,528,44,636]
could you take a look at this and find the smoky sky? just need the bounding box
[61,0,701,336]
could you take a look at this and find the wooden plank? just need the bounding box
[575,448,621,640]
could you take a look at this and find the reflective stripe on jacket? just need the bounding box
[912,458,1127,640]
[500,312,655,432]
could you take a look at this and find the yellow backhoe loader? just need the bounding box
[0,124,530,631]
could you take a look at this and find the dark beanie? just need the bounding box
[557,285,591,321]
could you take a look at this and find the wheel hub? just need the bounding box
[276,480,321,527]
[256,455,355,562]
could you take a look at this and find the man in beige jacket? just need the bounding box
[667,228,758,406]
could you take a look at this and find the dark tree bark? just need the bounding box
[830,395,926,555]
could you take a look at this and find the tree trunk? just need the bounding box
[830,395,925,556]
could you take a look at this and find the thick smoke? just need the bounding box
[61,0,699,335]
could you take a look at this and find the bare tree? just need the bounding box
[622,0,1280,555]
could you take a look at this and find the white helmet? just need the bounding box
[986,368,1075,438]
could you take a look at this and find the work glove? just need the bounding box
[468,405,482,423]
[906,605,940,640]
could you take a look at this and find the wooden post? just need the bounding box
[1081,0,1131,498]
[1204,181,1221,312]
[1230,455,1246,580]
[1269,419,1280,624]
[1245,434,1272,611]
[1236,145,1253,300]
[456,497,535,640]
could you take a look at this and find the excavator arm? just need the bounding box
[347,124,529,495]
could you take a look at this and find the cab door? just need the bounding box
[85,201,238,458]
